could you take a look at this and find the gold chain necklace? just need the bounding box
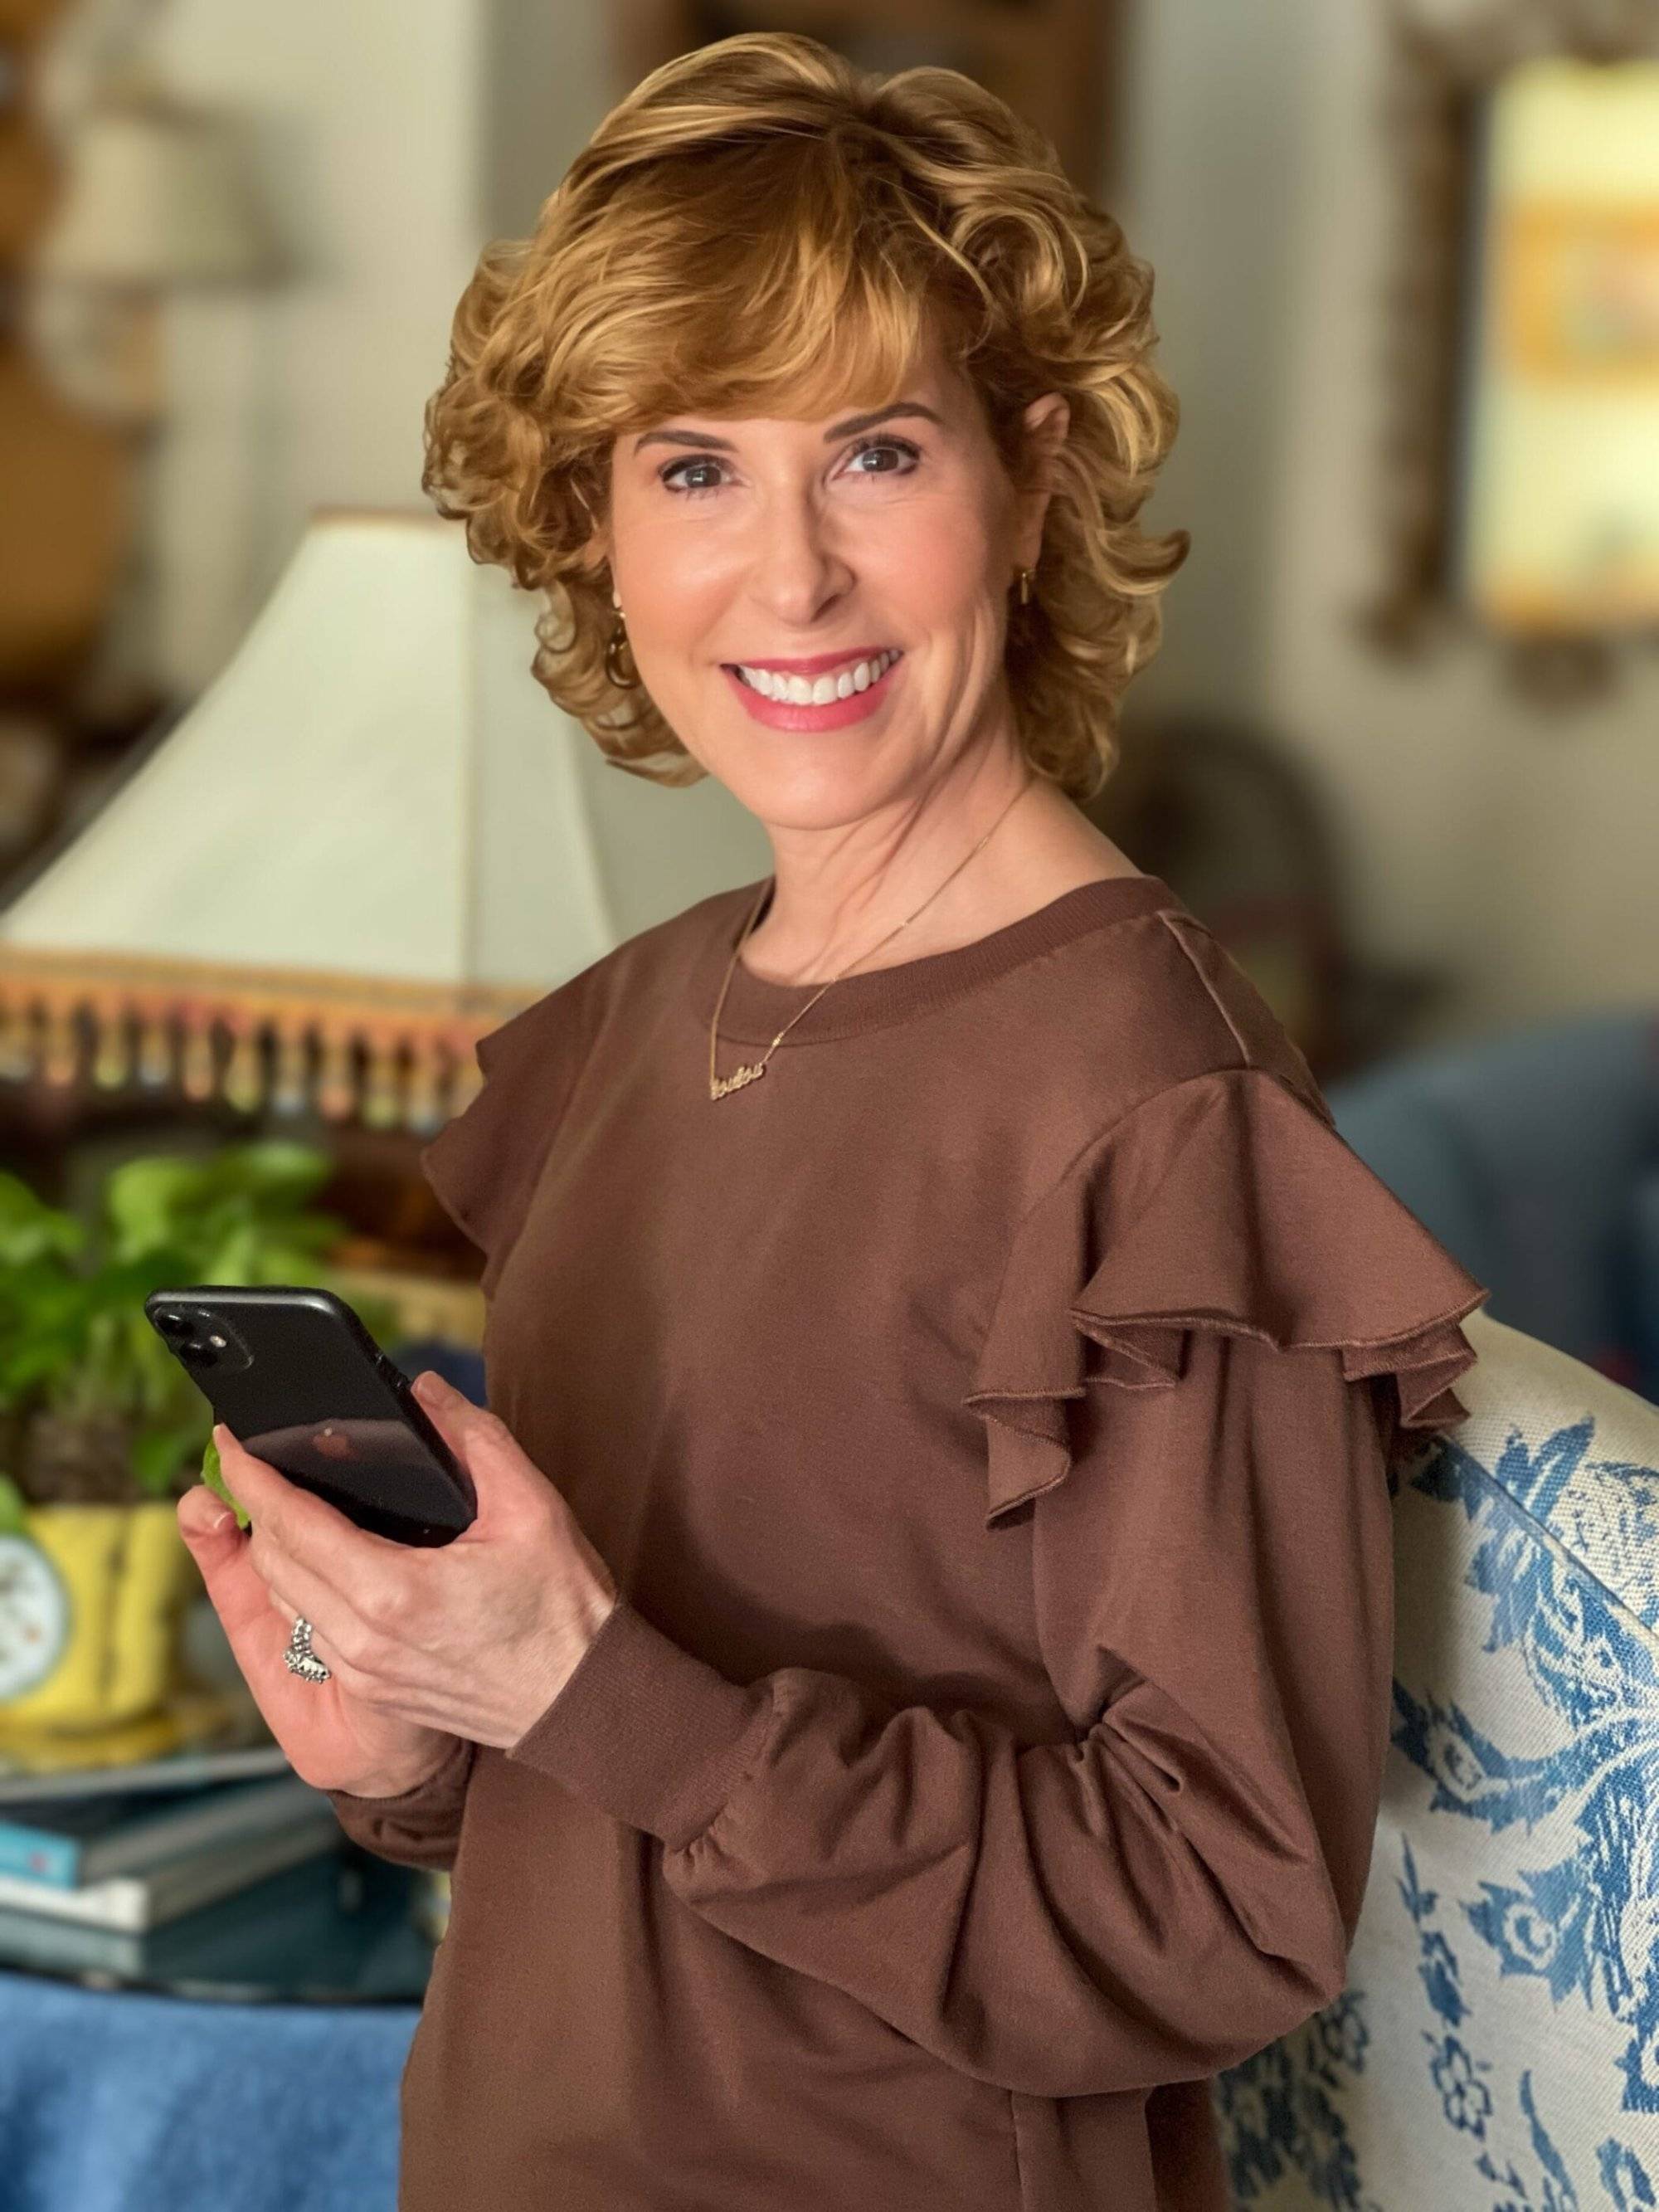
[708,775,1035,1100]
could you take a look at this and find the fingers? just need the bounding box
[410,1370,552,1540]
[179,1487,347,1711]
[212,1425,402,1591]
[247,1539,368,1673]
[410,1369,469,1420]
[201,1430,427,1666]
[177,1487,288,1652]
[178,1482,338,1659]
[412,1372,516,1464]
[178,1484,236,1542]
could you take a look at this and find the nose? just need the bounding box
[745,486,856,631]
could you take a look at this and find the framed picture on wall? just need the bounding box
[1457,56,1659,636]
[1366,5,1659,703]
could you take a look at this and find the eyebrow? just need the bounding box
[632,402,946,456]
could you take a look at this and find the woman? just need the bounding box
[179,33,1488,2212]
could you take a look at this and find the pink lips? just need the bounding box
[722,655,902,730]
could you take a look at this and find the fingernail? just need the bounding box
[413,1371,444,1402]
[182,1488,231,1536]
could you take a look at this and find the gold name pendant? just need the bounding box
[710,1060,766,1099]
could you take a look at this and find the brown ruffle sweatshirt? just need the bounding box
[326,870,1489,2212]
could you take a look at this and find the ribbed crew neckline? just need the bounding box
[688,871,1180,1045]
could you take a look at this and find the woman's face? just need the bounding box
[600,339,1067,833]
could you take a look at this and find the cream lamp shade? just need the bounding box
[0,509,771,1131]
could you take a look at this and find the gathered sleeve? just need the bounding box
[499,1065,1488,2094]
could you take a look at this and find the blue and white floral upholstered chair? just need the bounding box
[1210,1307,1659,2212]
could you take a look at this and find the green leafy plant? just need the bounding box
[0,1142,401,1514]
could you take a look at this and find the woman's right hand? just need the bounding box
[177,1484,457,1798]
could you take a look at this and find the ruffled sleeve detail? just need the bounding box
[420,981,590,1298]
[964,1065,1490,1525]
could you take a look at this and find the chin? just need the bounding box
[742,734,915,812]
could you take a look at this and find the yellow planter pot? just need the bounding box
[0,1499,195,1732]
[414,1869,450,1945]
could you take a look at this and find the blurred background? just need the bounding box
[0,1,1656,1778]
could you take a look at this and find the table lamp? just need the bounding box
[0,507,771,1133]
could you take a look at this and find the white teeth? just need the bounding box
[734,649,899,701]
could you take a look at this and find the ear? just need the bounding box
[582,523,613,586]
[1014,392,1070,568]
[572,467,614,586]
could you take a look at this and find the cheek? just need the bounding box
[868,506,999,630]
[620,524,739,639]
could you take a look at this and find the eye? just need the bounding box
[659,455,728,498]
[845,436,920,478]
[659,435,922,499]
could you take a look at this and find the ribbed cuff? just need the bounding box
[504,1596,774,1851]
[325,1732,478,1872]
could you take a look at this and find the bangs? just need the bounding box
[567,137,974,435]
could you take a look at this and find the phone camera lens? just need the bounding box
[155,1310,190,1334]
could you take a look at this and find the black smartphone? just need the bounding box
[144,1285,477,1547]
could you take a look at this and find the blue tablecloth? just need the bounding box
[0,1967,420,2212]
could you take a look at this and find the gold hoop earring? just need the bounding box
[1014,567,1034,607]
[605,615,641,690]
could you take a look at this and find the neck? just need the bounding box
[739,756,1133,988]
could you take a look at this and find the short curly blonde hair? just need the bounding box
[422,31,1189,804]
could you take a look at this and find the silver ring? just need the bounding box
[283,1614,331,1683]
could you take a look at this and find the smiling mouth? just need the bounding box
[723,649,903,705]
